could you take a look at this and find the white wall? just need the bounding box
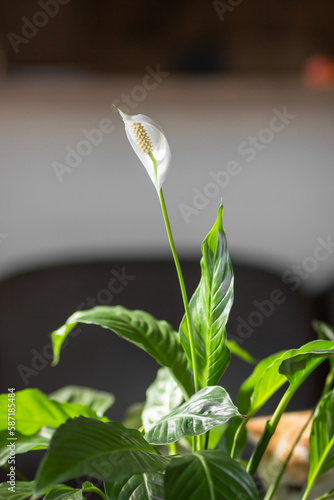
[1,69,334,293]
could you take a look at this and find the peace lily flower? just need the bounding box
[116,108,171,192]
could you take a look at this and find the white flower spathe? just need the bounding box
[117,108,171,191]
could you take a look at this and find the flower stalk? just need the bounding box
[149,152,200,396]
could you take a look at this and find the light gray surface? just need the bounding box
[1,70,333,292]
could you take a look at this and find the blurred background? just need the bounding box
[0,0,333,288]
[1,0,334,475]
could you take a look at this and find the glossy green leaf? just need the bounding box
[43,486,83,500]
[142,368,184,433]
[34,417,169,496]
[0,481,34,500]
[308,390,334,493]
[179,204,233,388]
[145,386,241,445]
[226,340,257,364]
[105,472,164,500]
[49,385,115,417]
[0,389,105,435]
[313,320,334,373]
[279,346,334,384]
[238,340,334,415]
[0,429,50,465]
[51,306,192,398]
[164,450,260,500]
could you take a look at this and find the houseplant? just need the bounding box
[0,109,333,500]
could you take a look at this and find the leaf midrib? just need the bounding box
[194,453,216,500]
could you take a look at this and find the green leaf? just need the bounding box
[238,340,334,415]
[123,402,145,430]
[105,472,164,500]
[51,306,192,399]
[179,204,233,388]
[308,390,334,492]
[313,320,334,373]
[279,347,334,384]
[226,340,257,364]
[49,386,115,417]
[34,417,169,496]
[142,368,184,433]
[0,429,50,465]
[145,386,241,445]
[0,389,106,435]
[164,450,260,500]
[43,485,83,500]
[0,481,34,500]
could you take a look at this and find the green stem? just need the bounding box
[169,441,177,455]
[247,385,296,475]
[157,188,199,394]
[204,430,210,450]
[231,417,248,459]
[149,152,201,451]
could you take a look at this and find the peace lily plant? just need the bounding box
[1,110,334,500]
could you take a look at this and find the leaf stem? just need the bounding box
[169,441,177,455]
[231,417,248,459]
[204,430,210,450]
[247,385,295,475]
[158,190,199,394]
